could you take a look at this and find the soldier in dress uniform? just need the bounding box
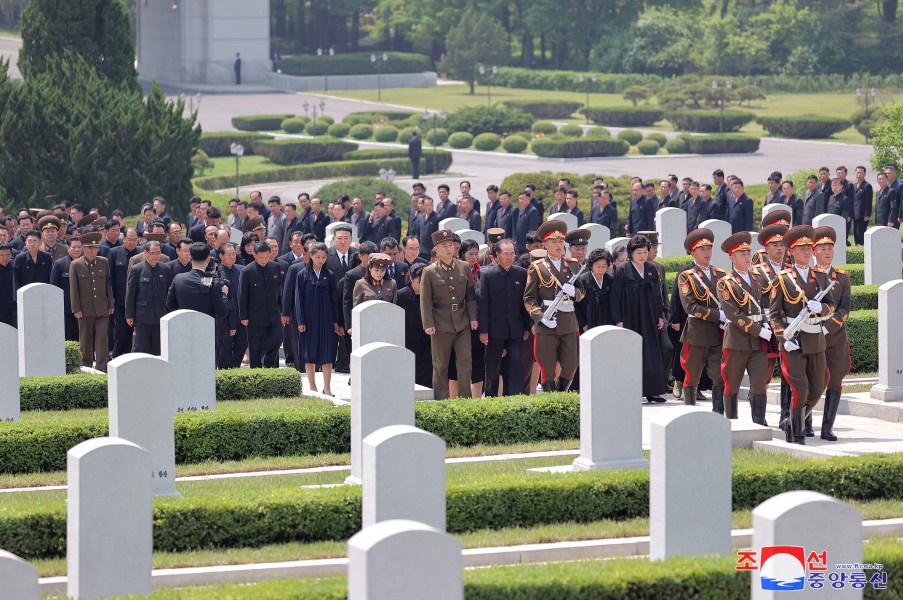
[676,228,727,410]
[352,252,397,307]
[69,232,114,371]
[37,215,68,262]
[752,208,792,266]
[716,232,773,423]
[769,225,835,445]
[523,220,586,393]
[125,240,173,355]
[753,223,790,426]
[420,229,478,400]
[565,229,590,265]
[812,225,850,441]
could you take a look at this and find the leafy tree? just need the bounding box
[737,85,766,107]
[622,85,650,106]
[440,8,508,94]
[870,102,903,171]
[19,0,136,85]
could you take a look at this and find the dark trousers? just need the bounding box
[282,322,295,365]
[410,157,420,179]
[133,322,161,355]
[485,337,523,397]
[219,323,248,369]
[334,331,351,372]
[111,306,133,358]
[853,219,868,245]
[64,312,79,342]
[248,323,282,368]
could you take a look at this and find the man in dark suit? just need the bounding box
[565,190,584,227]
[0,243,15,328]
[483,185,500,234]
[238,241,283,368]
[728,179,753,233]
[379,237,409,289]
[411,197,439,260]
[50,237,82,341]
[802,175,827,225]
[361,201,391,245]
[852,165,873,245]
[307,197,330,242]
[781,181,804,226]
[189,206,221,242]
[349,196,370,231]
[514,191,539,255]
[711,170,729,221]
[280,203,302,253]
[108,228,141,357]
[217,242,245,368]
[435,185,455,221]
[493,191,516,238]
[383,197,403,242]
[478,239,530,396]
[685,181,705,233]
[165,241,230,339]
[13,230,52,291]
[836,166,855,244]
[875,171,898,228]
[408,131,422,179]
[764,173,785,206]
[626,182,654,236]
[166,238,194,277]
[342,241,377,337]
[278,231,306,265]
[456,195,481,231]
[124,241,173,355]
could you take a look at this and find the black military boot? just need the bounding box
[682,385,697,406]
[711,386,725,415]
[821,390,841,441]
[557,378,574,393]
[789,407,806,445]
[779,379,791,424]
[751,395,768,426]
[804,412,815,437]
[723,394,739,419]
[541,380,556,393]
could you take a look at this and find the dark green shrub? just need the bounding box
[581,106,664,126]
[559,123,583,138]
[616,129,643,145]
[667,110,755,132]
[348,124,373,140]
[232,114,294,131]
[636,140,661,155]
[584,126,611,139]
[680,133,760,154]
[445,106,534,136]
[645,132,667,146]
[473,132,501,151]
[198,132,273,157]
[279,52,432,76]
[531,138,629,158]
[757,115,851,138]
[326,122,350,138]
[213,369,302,402]
[448,131,474,148]
[532,121,558,135]
[340,150,453,174]
[304,119,329,136]
[397,127,418,144]
[318,115,335,125]
[280,117,308,134]
[342,112,380,126]
[65,342,81,374]
[425,128,448,146]
[502,135,529,154]
[665,137,688,154]
[502,99,582,119]
[251,139,358,165]
[373,126,398,142]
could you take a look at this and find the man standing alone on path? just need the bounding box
[408,131,422,179]
[234,53,242,85]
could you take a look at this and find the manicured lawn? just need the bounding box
[193,155,284,180]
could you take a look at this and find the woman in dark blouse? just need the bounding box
[576,248,613,332]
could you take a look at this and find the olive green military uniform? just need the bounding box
[70,250,114,371]
[352,277,397,307]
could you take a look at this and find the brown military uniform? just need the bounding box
[821,267,851,391]
[677,264,726,393]
[41,241,67,263]
[352,277,397,307]
[70,254,114,371]
[420,258,477,399]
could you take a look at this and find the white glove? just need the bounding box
[541,318,558,329]
[719,310,727,322]
[783,340,800,352]
[759,328,773,341]
[561,283,576,297]
[761,321,772,331]
[807,300,822,313]
[822,326,829,335]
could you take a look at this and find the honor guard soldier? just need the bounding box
[768,225,835,445]
[753,208,792,266]
[69,232,114,371]
[524,220,586,393]
[753,222,790,425]
[420,229,478,399]
[812,226,850,441]
[716,232,773,423]
[676,228,727,410]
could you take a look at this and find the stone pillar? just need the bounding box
[548,212,578,232]
[456,229,485,245]
[650,407,731,560]
[0,550,39,600]
[438,218,468,232]
[870,280,903,401]
[363,425,446,530]
[698,219,732,271]
[572,326,647,470]
[68,437,152,600]
[0,324,20,422]
[752,491,862,599]
[865,226,902,285]
[161,309,216,414]
[348,520,463,600]
[579,223,610,253]
[347,343,415,485]
[17,283,65,377]
[812,213,847,265]
[655,207,687,257]
[108,353,179,497]
[352,301,405,352]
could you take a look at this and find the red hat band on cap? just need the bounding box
[690,238,713,251]
[727,241,751,255]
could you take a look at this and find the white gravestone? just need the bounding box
[605,237,630,255]
[363,425,446,530]
[352,301,405,352]
[68,437,152,600]
[656,207,687,258]
[579,223,610,253]
[698,219,732,271]
[347,343,415,485]
[752,491,862,600]
[0,324,20,422]
[456,229,485,246]
[439,217,468,233]
[865,227,902,285]
[812,213,847,266]
[549,212,578,232]
[108,354,179,497]
[650,407,731,560]
[0,550,39,600]
[161,309,216,414]
[229,226,244,245]
[870,280,903,401]
[17,283,65,377]
[348,520,463,600]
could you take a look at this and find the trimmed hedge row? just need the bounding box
[6,452,903,559]
[278,52,432,77]
[679,133,760,154]
[19,369,301,413]
[341,149,453,173]
[251,139,358,165]
[198,132,274,157]
[581,106,665,126]
[667,110,755,133]
[502,99,582,119]
[758,114,851,139]
[232,114,294,131]
[532,138,630,158]
[64,342,81,374]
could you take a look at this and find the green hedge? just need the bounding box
[532,138,629,158]
[616,129,643,145]
[502,135,529,154]
[304,119,330,136]
[502,99,582,119]
[448,131,474,148]
[559,123,584,138]
[341,149,453,174]
[665,137,687,154]
[667,110,755,133]
[679,133,760,154]
[757,114,851,139]
[636,140,660,155]
[251,139,358,165]
[280,117,308,134]
[473,132,502,151]
[65,342,81,374]
[581,106,664,127]
[231,114,294,132]
[445,106,535,136]
[326,122,350,138]
[425,128,448,146]
[278,52,432,77]
[198,132,274,157]
[373,125,398,142]
[531,121,557,135]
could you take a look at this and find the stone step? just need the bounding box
[766,389,903,423]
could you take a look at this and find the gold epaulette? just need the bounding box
[834,268,848,275]
[813,265,828,273]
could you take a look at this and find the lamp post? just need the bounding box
[712,79,732,134]
[302,101,310,118]
[857,86,877,118]
[371,52,388,101]
[318,47,335,93]
[577,74,597,122]
[423,109,447,171]
[479,65,498,106]
[229,142,244,199]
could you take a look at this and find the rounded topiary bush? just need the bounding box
[473,132,501,151]
[373,125,399,142]
[502,134,529,154]
[645,132,667,146]
[532,121,558,135]
[318,115,335,125]
[326,122,350,138]
[617,129,643,145]
[425,128,449,146]
[559,123,584,138]
[349,124,373,140]
[398,127,418,144]
[636,139,661,155]
[665,137,687,154]
[448,131,474,149]
[585,126,611,139]
[281,117,308,134]
[304,119,329,136]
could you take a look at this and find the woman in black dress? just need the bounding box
[239,232,259,265]
[576,248,614,332]
[295,243,341,396]
[610,235,668,402]
[393,263,433,387]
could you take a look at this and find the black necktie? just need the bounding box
[342,254,347,270]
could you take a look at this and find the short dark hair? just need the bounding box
[566,189,578,198]
[808,174,819,182]
[217,242,237,256]
[627,234,651,255]
[0,242,15,252]
[782,180,794,188]
[643,182,655,190]
[402,236,418,248]
[380,237,399,251]
[17,215,31,224]
[333,224,353,236]
[359,241,378,255]
[177,237,193,250]
[486,184,499,192]
[438,184,450,192]
[189,242,211,262]
[65,237,81,248]
[713,169,725,178]
[586,248,612,269]
[25,230,41,240]
[310,242,328,255]
[268,196,281,205]
[206,207,222,219]
[254,241,271,254]
[408,263,425,280]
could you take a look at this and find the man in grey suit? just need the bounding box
[802,174,827,225]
